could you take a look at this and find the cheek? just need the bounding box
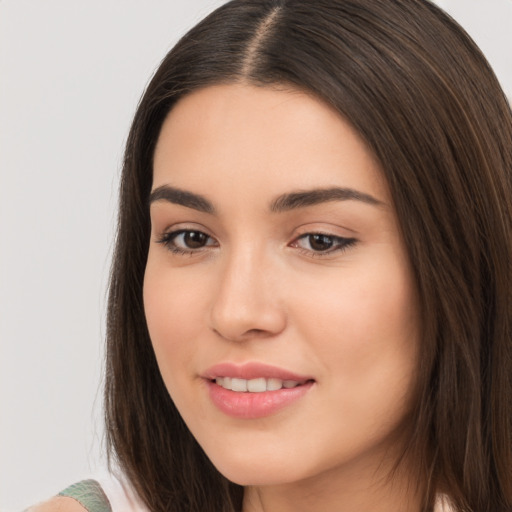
[293,251,419,394]
[143,261,207,384]
[298,267,419,455]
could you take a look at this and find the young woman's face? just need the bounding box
[144,84,420,490]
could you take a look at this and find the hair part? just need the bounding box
[105,1,512,511]
[240,5,282,76]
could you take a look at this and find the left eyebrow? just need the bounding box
[270,187,384,212]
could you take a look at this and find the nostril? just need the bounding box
[246,328,268,337]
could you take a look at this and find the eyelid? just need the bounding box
[289,232,358,257]
[156,226,218,255]
[153,223,357,258]
[292,220,358,236]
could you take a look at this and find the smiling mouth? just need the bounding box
[206,367,315,418]
[213,377,312,392]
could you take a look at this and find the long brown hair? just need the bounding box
[104,1,512,510]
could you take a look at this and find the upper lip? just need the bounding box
[202,362,314,382]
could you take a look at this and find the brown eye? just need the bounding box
[182,231,208,249]
[157,229,217,254]
[308,234,334,251]
[292,233,357,255]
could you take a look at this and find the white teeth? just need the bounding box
[231,378,248,392]
[247,378,266,392]
[267,377,283,391]
[215,377,302,392]
[215,377,231,389]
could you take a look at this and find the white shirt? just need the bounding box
[79,470,454,512]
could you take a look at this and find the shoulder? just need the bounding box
[25,472,149,512]
[27,479,111,512]
[26,496,88,512]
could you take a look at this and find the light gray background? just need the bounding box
[0,1,510,511]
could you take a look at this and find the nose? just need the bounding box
[209,246,287,342]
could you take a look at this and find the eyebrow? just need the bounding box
[149,185,215,214]
[269,187,384,212]
[149,185,383,214]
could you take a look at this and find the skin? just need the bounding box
[144,83,422,512]
[27,497,87,512]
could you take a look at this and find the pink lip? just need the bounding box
[202,362,315,419]
[203,362,313,381]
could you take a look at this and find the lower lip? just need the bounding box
[206,380,314,419]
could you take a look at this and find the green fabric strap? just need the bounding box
[58,479,112,512]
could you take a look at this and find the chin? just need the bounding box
[217,465,297,487]
[204,447,304,487]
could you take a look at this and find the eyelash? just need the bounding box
[291,233,357,257]
[156,229,357,258]
[156,230,218,255]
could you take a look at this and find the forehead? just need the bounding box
[152,83,389,204]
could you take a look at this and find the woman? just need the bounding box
[31,0,512,511]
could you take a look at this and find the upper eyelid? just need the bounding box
[155,220,358,246]
[295,232,350,240]
[156,230,218,256]
[291,234,358,257]
[155,222,216,237]
[292,221,358,236]
[158,229,355,253]
[160,229,217,244]
[291,233,356,247]
[291,228,356,244]
[156,227,354,242]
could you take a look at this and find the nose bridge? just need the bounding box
[209,240,285,341]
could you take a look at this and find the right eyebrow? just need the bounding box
[149,185,215,214]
